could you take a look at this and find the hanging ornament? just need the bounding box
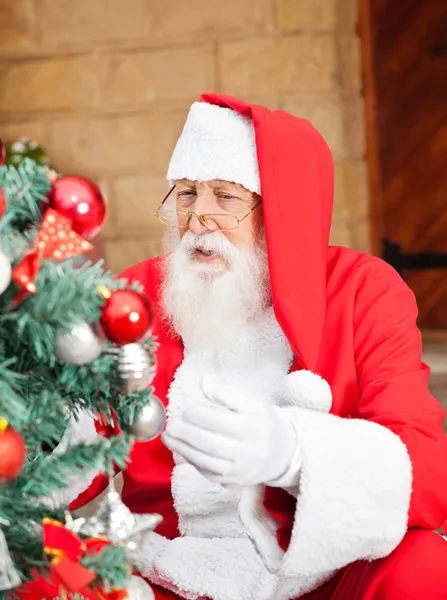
[0,139,5,167]
[54,321,104,365]
[72,478,162,544]
[0,186,6,219]
[128,398,166,442]
[0,518,21,592]
[126,575,155,600]
[115,343,165,441]
[0,419,26,481]
[99,288,153,346]
[11,208,93,304]
[0,249,11,295]
[48,175,107,240]
[119,342,165,441]
[118,343,156,393]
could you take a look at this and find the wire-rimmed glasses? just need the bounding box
[154,185,261,232]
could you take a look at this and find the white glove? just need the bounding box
[163,379,301,487]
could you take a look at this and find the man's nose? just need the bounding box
[186,195,218,234]
[188,213,211,235]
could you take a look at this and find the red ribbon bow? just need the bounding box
[42,518,97,595]
[19,520,129,600]
[12,208,93,303]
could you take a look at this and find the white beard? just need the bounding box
[161,229,271,350]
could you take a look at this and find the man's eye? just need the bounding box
[220,194,236,201]
[178,190,195,197]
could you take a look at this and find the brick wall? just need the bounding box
[0,0,369,273]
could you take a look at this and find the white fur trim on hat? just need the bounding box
[167,102,261,194]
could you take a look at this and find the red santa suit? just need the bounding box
[72,94,447,599]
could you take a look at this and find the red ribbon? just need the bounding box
[12,208,93,303]
[19,519,129,599]
[42,518,96,594]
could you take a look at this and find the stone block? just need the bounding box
[104,238,162,274]
[276,0,337,31]
[335,0,358,33]
[337,35,361,92]
[330,222,352,248]
[148,0,274,42]
[102,46,215,108]
[343,94,366,161]
[0,121,47,146]
[219,34,339,98]
[338,160,369,221]
[349,217,371,253]
[333,164,351,223]
[109,172,169,234]
[281,94,347,162]
[37,0,273,50]
[36,0,154,49]
[47,109,186,176]
[0,55,105,113]
[0,0,36,53]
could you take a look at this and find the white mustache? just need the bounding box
[180,231,240,262]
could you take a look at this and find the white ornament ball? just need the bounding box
[54,321,104,365]
[127,575,155,600]
[130,396,166,442]
[0,250,12,295]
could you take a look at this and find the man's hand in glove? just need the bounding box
[163,379,301,487]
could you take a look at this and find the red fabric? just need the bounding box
[303,529,447,600]
[71,95,447,561]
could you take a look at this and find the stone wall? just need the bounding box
[0,0,369,273]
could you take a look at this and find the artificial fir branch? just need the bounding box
[0,156,158,595]
[0,159,50,236]
[81,545,131,590]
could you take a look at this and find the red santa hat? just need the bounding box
[167,93,334,373]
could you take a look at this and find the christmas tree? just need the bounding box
[0,139,165,599]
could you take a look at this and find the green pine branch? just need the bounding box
[0,155,153,594]
[0,159,51,237]
[81,545,131,590]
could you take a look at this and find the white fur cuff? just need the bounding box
[280,408,412,579]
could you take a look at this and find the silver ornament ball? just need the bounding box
[130,396,166,442]
[0,250,12,296]
[54,321,104,365]
[127,575,155,600]
[119,343,156,393]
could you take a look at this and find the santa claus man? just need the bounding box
[72,94,447,599]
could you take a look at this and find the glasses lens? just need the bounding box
[204,214,239,231]
[157,210,188,229]
[157,210,239,231]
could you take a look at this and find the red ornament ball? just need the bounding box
[100,289,153,345]
[0,186,6,219]
[0,139,5,167]
[48,175,107,240]
[0,424,26,481]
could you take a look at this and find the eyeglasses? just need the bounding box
[154,185,262,232]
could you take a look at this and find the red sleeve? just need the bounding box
[354,262,447,529]
[68,415,122,511]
